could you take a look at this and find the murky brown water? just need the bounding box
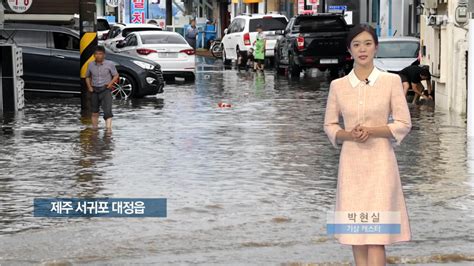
[0,58,473,265]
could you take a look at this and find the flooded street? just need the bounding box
[0,57,473,265]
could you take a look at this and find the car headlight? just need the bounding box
[146,77,156,84]
[132,60,155,70]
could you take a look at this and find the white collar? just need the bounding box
[348,66,382,88]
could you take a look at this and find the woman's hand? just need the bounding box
[351,124,370,142]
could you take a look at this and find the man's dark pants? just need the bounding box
[92,86,113,120]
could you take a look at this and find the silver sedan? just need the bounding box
[374,36,420,73]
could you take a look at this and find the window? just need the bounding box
[53,32,80,51]
[249,17,288,32]
[141,34,187,44]
[237,19,246,32]
[226,21,235,33]
[125,35,138,47]
[376,41,419,58]
[97,19,110,31]
[229,19,242,33]
[110,27,122,38]
[122,27,162,37]
[294,17,346,33]
[8,30,47,48]
[228,19,245,33]
[372,0,380,23]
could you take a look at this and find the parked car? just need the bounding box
[115,31,196,82]
[97,17,112,40]
[2,23,165,98]
[221,13,288,65]
[374,36,420,73]
[104,23,163,50]
[274,13,353,79]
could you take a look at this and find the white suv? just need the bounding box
[221,14,288,63]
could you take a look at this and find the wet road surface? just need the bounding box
[0,57,473,265]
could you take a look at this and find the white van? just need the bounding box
[221,14,288,63]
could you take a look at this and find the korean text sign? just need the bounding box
[130,0,148,24]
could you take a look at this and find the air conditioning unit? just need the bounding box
[423,0,438,9]
[427,15,447,26]
[437,15,448,25]
[427,15,437,25]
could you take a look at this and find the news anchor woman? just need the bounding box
[323,24,412,265]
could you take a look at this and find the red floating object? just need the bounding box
[218,102,232,108]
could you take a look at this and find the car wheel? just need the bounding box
[274,51,284,76]
[265,57,274,68]
[112,73,136,99]
[235,46,241,69]
[211,41,223,58]
[288,53,301,78]
[222,45,231,66]
[184,73,196,82]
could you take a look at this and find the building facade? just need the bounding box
[351,0,420,37]
[4,0,78,23]
[419,0,469,114]
[3,0,118,23]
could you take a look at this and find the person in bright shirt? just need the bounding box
[253,24,266,72]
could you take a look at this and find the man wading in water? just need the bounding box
[85,46,119,129]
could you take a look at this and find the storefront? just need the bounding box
[229,0,296,20]
[229,0,265,20]
[4,0,78,23]
[4,0,116,23]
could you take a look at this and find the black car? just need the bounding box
[1,23,164,98]
[274,14,353,79]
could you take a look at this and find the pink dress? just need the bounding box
[323,66,412,245]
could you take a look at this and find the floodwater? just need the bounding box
[0,57,473,265]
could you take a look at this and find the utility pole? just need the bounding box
[79,0,97,118]
[0,3,4,30]
[117,0,122,23]
[0,3,4,114]
[166,0,172,26]
[468,1,474,136]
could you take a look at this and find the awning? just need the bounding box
[243,0,263,3]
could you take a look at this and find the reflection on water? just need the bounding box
[76,128,114,197]
[0,59,472,264]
